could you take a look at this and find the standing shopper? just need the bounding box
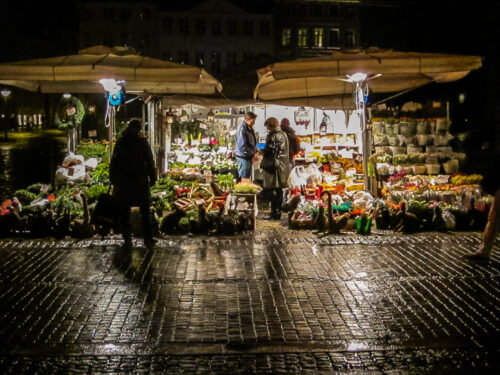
[235,111,258,180]
[280,118,301,165]
[260,117,290,220]
[110,119,157,250]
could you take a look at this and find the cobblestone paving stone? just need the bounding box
[0,222,500,373]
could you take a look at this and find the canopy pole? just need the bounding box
[107,104,115,162]
[355,80,371,193]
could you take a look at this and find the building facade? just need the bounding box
[78,2,159,57]
[274,0,361,60]
[157,0,274,76]
[78,0,274,77]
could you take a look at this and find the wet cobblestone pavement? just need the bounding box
[1,221,500,374]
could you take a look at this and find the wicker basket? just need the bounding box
[443,160,459,174]
[412,165,427,174]
[289,211,315,229]
[426,164,441,175]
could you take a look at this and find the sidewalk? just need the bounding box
[0,221,499,373]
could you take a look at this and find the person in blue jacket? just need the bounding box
[235,111,258,180]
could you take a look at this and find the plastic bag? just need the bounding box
[287,166,308,189]
[306,164,322,185]
[55,164,87,184]
[84,158,99,170]
[62,152,84,166]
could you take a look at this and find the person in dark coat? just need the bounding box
[280,118,301,164]
[81,105,99,139]
[110,119,157,250]
[260,117,290,220]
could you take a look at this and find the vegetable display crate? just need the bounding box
[224,193,258,231]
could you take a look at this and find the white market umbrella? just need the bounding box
[254,48,483,192]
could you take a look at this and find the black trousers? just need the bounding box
[118,201,153,245]
[265,188,283,215]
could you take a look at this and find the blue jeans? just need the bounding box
[236,156,252,179]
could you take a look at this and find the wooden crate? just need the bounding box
[224,193,258,231]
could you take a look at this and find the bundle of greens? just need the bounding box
[233,182,261,194]
[89,162,110,184]
[216,174,235,192]
[76,141,109,164]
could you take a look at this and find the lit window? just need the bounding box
[313,28,323,47]
[17,115,22,126]
[298,28,308,47]
[281,28,291,46]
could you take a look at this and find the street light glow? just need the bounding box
[1,88,11,97]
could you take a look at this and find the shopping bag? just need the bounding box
[91,187,120,227]
[287,166,307,189]
[306,164,322,185]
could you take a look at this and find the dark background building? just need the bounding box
[1,0,499,156]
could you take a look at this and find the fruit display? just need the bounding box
[450,174,483,186]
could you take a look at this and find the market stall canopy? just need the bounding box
[254,48,483,106]
[0,46,222,95]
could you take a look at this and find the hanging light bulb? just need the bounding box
[165,107,175,124]
[207,108,215,123]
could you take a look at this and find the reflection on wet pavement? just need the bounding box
[0,230,499,373]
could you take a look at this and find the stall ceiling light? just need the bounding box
[348,72,368,82]
[1,88,11,97]
[99,78,124,93]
